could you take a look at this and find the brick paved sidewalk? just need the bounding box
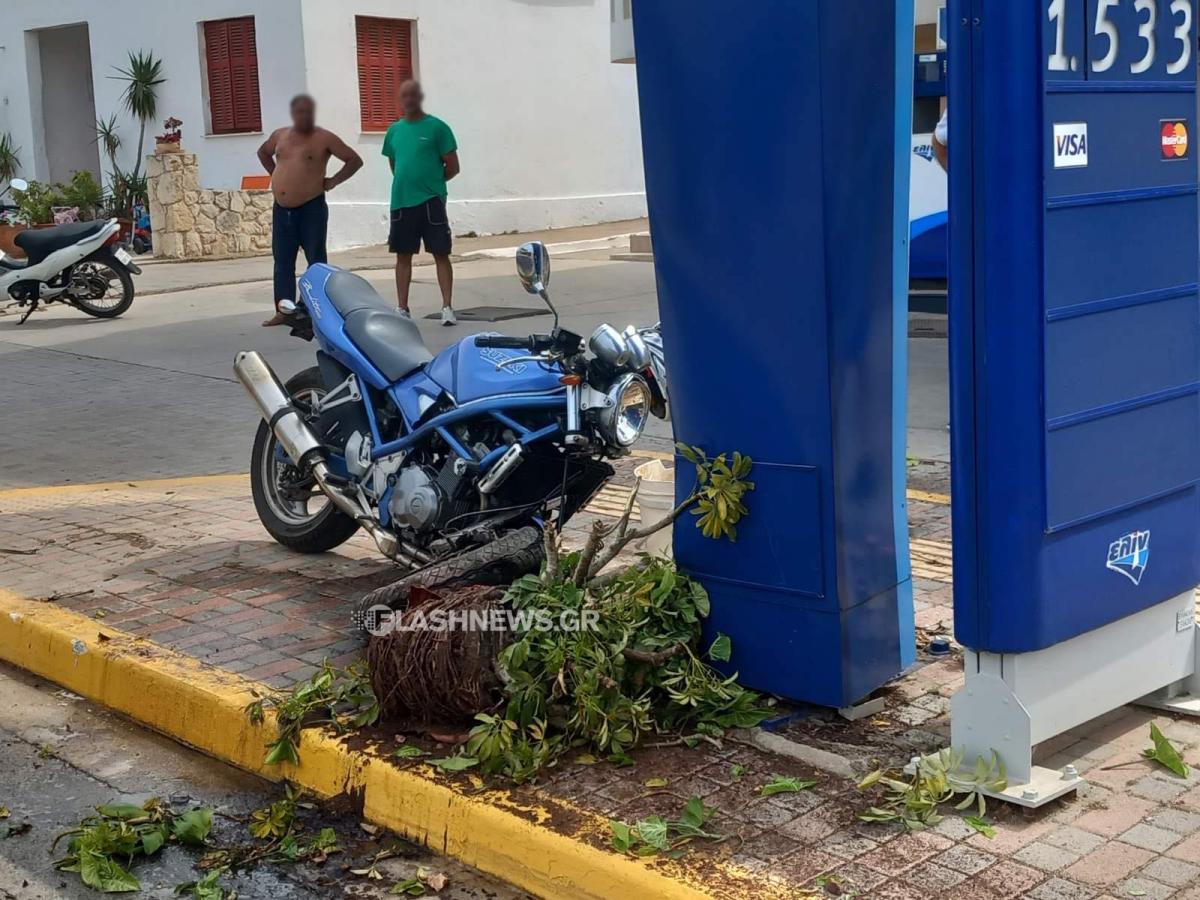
[5,459,1200,898]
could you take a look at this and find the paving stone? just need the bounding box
[936,843,999,875]
[824,862,889,893]
[975,859,1045,898]
[1141,856,1200,888]
[902,862,969,892]
[1119,823,1182,853]
[1130,774,1190,804]
[1043,825,1107,856]
[1013,841,1083,872]
[1024,877,1100,900]
[1148,807,1200,835]
[1073,797,1159,838]
[1167,831,1200,864]
[1113,877,1176,900]
[1064,843,1155,887]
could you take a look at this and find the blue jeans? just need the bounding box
[272,194,328,304]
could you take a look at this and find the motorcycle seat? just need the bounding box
[14,220,108,265]
[326,271,432,381]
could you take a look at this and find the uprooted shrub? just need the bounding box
[254,444,764,782]
[460,552,773,782]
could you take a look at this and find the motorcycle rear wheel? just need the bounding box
[70,259,134,318]
[250,366,360,553]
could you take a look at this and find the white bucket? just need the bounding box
[634,459,676,557]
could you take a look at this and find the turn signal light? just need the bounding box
[559,375,582,386]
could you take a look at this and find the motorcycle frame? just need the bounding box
[297,269,571,482]
[0,219,120,297]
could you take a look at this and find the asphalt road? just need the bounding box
[0,253,949,489]
[0,664,523,899]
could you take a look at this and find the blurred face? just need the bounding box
[399,82,423,117]
[291,99,315,132]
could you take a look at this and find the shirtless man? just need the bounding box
[257,95,363,326]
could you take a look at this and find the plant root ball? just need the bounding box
[365,583,510,724]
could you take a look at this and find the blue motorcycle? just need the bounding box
[233,242,668,610]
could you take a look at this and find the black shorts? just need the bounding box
[388,197,452,256]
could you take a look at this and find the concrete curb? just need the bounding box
[0,589,775,900]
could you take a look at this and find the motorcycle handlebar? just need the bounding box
[475,335,532,350]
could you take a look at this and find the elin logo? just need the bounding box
[1106,530,1150,586]
[1162,120,1189,160]
[1053,122,1089,169]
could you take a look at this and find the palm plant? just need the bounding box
[110,50,165,183]
[94,114,122,177]
[0,133,21,186]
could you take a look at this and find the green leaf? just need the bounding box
[644,777,669,788]
[80,853,140,893]
[394,745,426,760]
[633,816,670,852]
[140,824,168,856]
[609,820,634,853]
[680,796,715,828]
[390,877,427,896]
[963,815,996,839]
[708,633,732,663]
[171,808,213,847]
[1144,723,1190,778]
[429,756,479,772]
[263,738,301,767]
[759,776,818,797]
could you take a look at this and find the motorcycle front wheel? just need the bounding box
[250,366,360,553]
[69,258,134,318]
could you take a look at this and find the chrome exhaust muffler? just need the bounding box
[233,350,400,559]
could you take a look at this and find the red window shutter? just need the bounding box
[356,16,413,132]
[204,17,262,135]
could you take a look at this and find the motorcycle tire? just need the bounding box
[355,526,545,636]
[250,366,361,554]
[71,254,135,319]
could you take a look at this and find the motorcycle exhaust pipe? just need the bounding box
[233,351,400,559]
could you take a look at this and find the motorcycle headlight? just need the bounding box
[589,324,632,369]
[597,374,651,447]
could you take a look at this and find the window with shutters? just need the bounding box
[356,16,415,132]
[202,16,262,135]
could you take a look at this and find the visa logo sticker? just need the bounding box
[1053,122,1089,169]
[1106,530,1150,586]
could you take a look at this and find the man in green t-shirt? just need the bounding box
[382,80,461,325]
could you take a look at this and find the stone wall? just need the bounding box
[146,150,273,260]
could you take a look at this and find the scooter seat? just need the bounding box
[325,271,432,382]
[14,220,108,265]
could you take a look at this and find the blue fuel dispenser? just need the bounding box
[948,0,1200,804]
[630,1,916,708]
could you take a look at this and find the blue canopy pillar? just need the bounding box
[631,1,916,707]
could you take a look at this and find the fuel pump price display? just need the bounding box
[950,1,1200,653]
[1047,0,1192,78]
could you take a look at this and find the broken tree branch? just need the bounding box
[543,520,560,582]
[586,492,698,580]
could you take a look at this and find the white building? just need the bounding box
[0,1,647,250]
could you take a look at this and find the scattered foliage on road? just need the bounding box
[1144,723,1189,778]
[246,660,379,767]
[52,798,214,893]
[608,796,727,858]
[857,748,1006,833]
[758,775,819,797]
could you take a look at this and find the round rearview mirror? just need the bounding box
[515,241,551,295]
[8,178,28,192]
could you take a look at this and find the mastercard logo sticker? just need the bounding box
[1161,120,1189,160]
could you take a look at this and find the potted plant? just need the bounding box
[155,117,182,153]
[110,50,165,185]
[0,132,25,258]
[12,180,64,228]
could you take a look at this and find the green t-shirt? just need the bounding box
[381,115,457,210]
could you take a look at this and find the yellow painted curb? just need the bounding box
[0,473,248,501]
[0,589,778,900]
[907,488,950,506]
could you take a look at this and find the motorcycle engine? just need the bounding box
[387,466,444,531]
